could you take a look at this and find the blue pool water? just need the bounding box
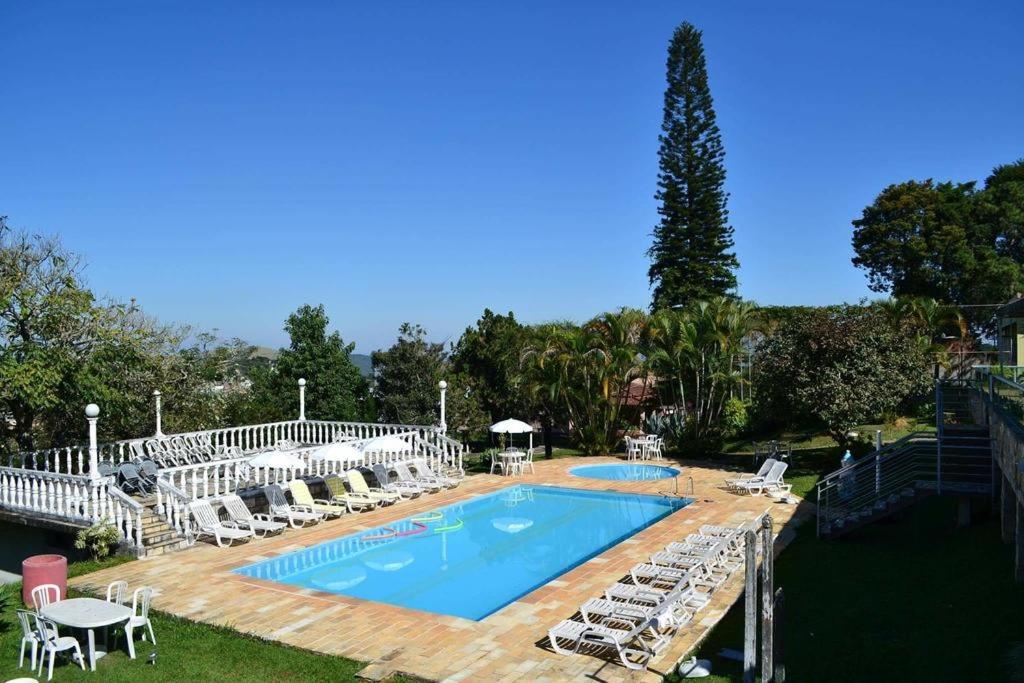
[235,485,689,620]
[570,464,680,481]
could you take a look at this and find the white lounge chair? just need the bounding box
[732,461,792,496]
[372,463,422,499]
[221,494,287,538]
[345,469,401,505]
[393,461,442,492]
[289,479,348,517]
[263,484,325,528]
[410,459,460,488]
[725,458,777,491]
[188,499,255,547]
[548,606,669,670]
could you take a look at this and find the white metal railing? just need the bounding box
[3,419,461,476]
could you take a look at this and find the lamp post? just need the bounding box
[438,380,448,434]
[153,389,164,437]
[298,378,307,421]
[86,403,100,481]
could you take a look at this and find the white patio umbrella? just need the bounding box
[310,442,363,463]
[248,450,305,470]
[362,434,413,454]
[490,418,534,451]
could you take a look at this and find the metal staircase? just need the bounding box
[817,381,993,539]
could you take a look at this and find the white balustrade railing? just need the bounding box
[0,467,145,553]
[3,419,462,475]
[155,478,193,539]
[157,429,455,503]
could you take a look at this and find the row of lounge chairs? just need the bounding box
[141,434,243,468]
[187,459,463,547]
[724,459,792,496]
[547,523,751,671]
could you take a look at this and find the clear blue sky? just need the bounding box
[2,1,1021,352]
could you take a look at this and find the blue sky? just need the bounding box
[2,1,1021,352]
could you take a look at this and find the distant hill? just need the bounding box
[351,353,373,377]
[250,347,373,378]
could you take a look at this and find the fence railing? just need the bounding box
[816,432,938,537]
[154,430,451,503]
[3,419,462,476]
[0,466,146,553]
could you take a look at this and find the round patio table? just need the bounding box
[496,451,524,476]
[40,597,133,671]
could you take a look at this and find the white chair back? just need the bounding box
[188,499,221,528]
[132,587,154,621]
[222,494,253,523]
[16,608,35,640]
[106,580,128,605]
[31,584,60,611]
[754,458,777,478]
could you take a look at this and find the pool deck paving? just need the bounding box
[72,456,810,682]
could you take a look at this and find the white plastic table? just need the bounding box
[40,597,133,671]
[496,451,524,476]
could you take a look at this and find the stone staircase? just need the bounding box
[135,494,190,557]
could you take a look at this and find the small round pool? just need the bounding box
[569,463,679,481]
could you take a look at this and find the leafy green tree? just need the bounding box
[373,323,446,426]
[371,324,486,433]
[450,309,532,422]
[753,305,930,444]
[248,305,369,422]
[852,161,1024,330]
[648,22,738,310]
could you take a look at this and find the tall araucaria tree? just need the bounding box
[648,22,738,310]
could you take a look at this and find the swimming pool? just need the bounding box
[235,485,690,620]
[570,463,680,481]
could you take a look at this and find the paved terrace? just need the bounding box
[72,456,809,682]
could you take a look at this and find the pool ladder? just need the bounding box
[663,476,694,499]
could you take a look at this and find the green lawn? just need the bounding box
[666,496,1024,682]
[0,556,396,682]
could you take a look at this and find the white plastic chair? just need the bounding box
[32,613,84,681]
[106,580,128,605]
[519,447,537,475]
[625,437,643,462]
[30,584,61,612]
[123,587,156,659]
[16,608,50,670]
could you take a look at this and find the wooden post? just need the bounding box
[743,528,757,683]
[1002,474,1015,544]
[761,514,775,683]
[773,587,786,683]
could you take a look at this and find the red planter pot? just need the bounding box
[22,554,68,607]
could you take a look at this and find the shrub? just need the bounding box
[74,519,121,560]
[721,398,749,438]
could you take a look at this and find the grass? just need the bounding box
[0,556,400,682]
[666,496,1024,682]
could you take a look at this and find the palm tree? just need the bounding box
[647,298,759,441]
[521,310,647,455]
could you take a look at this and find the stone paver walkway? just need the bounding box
[72,456,810,682]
